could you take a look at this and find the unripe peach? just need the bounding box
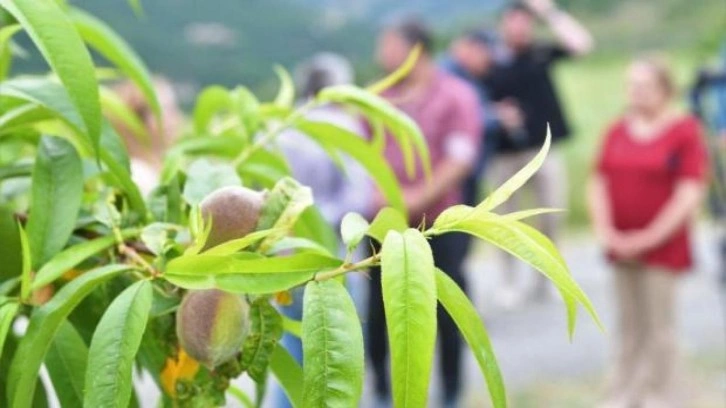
[176,289,250,369]
[200,186,265,249]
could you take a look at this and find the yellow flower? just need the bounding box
[161,348,200,397]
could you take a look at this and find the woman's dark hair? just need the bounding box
[387,17,433,54]
[503,1,534,17]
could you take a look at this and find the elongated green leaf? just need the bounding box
[0,78,86,136]
[18,223,31,301]
[367,44,421,94]
[433,215,601,335]
[7,264,131,408]
[293,206,338,256]
[294,120,406,215]
[0,79,146,216]
[0,301,18,361]
[237,147,292,188]
[256,177,313,252]
[26,136,83,268]
[269,344,303,408]
[0,103,53,135]
[70,8,160,120]
[228,385,254,408]
[267,237,333,257]
[367,207,408,243]
[33,228,140,290]
[500,208,565,221]
[85,280,153,408]
[340,212,369,251]
[273,65,294,107]
[204,229,277,256]
[45,321,87,408]
[0,24,20,80]
[192,85,233,134]
[281,315,302,337]
[0,0,101,151]
[479,128,551,212]
[302,279,363,407]
[240,298,283,381]
[435,269,506,408]
[164,253,341,294]
[316,85,430,179]
[0,206,21,281]
[100,86,150,146]
[0,162,33,180]
[381,229,436,408]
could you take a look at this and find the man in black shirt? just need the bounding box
[487,0,593,308]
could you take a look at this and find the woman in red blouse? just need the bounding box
[588,56,709,407]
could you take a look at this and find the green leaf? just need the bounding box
[84,280,153,408]
[269,344,303,408]
[33,228,139,290]
[18,222,31,301]
[367,44,421,94]
[266,237,333,257]
[6,264,131,408]
[273,65,294,107]
[0,103,52,135]
[294,120,406,215]
[192,85,233,134]
[0,162,33,180]
[256,177,313,252]
[227,386,254,408]
[0,206,21,281]
[45,321,87,408]
[479,128,551,212]
[302,279,364,407]
[432,215,602,335]
[164,253,341,294]
[140,223,179,256]
[0,301,18,361]
[204,228,278,256]
[316,85,430,180]
[380,229,436,408]
[293,207,339,256]
[435,269,506,408]
[0,80,145,216]
[237,147,291,188]
[340,212,369,251]
[100,86,150,147]
[26,136,83,268]
[239,298,283,382]
[0,24,20,80]
[182,158,241,206]
[70,8,160,121]
[281,315,302,337]
[0,0,102,151]
[367,207,408,243]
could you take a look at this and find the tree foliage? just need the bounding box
[0,1,599,407]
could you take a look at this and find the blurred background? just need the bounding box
[11,0,726,406]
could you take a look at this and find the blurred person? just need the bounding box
[440,29,505,207]
[111,77,183,194]
[274,52,371,408]
[691,48,726,279]
[367,18,482,408]
[588,56,709,408]
[486,0,594,308]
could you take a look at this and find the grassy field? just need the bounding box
[553,51,707,225]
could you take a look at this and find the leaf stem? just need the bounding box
[314,253,381,282]
[231,99,318,167]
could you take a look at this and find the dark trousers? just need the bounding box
[366,232,469,402]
